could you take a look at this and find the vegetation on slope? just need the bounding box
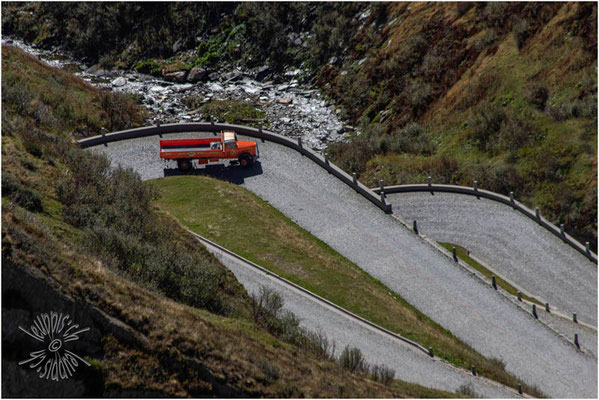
[3,2,595,248]
[152,174,542,396]
[2,45,457,397]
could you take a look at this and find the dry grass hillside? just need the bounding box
[325,2,597,247]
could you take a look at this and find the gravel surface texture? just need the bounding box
[199,236,519,398]
[386,192,597,327]
[92,133,597,398]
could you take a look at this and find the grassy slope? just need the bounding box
[151,174,542,396]
[1,45,454,398]
[4,2,595,247]
[438,243,543,305]
[328,3,597,247]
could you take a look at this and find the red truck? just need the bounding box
[159,131,259,171]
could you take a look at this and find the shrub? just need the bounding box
[467,104,506,151]
[512,18,531,49]
[456,383,480,398]
[473,30,497,53]
[525,83,549,110]
[495,116,540,152]
[399,34,428,69]
[135,59,163,76]
[249,286,337,359]
[22,140,43,158]
[547,94,598,121]
[54,146,229,314]
[259,360,280,384]
[420,49,445,79]
[371,364,395,385]
[404,79,434,116]
[338,346,368,373]
[304,329,336,361]
[1,172,44,213]
[387,122,435,156]
[481,2,509,28]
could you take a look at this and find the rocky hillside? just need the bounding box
[2,45,455,398]
[2,2,595,245]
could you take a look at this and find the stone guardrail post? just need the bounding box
[491,275,497,290]
[413,220,418,235]
[532,304,538,319]
[574,333,580,349]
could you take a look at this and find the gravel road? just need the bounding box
[198,235,518,398]
[386,192,597,327]
[91,133,598,398]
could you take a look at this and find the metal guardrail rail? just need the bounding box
[373,183,597,263]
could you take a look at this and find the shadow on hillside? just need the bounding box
[163,161,263,185]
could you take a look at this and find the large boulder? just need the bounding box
[187,67,208,83]
[111,77,127,87]
[163,71,187,83]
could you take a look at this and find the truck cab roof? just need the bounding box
[223,131,237,143]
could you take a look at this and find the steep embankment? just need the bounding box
[2,45,452,397]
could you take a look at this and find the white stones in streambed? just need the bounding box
[6,36,350,152]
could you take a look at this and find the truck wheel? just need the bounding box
[239,155,253,168]
[177,159,192,171]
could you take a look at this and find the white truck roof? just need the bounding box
[223,131,237,143]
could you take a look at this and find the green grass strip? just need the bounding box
[439,242,543,306]
[149,175,544,396]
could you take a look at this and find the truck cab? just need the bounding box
[159,130,259,171]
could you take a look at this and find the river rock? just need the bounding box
[208,72,220,81]
[111,77,127,87]
[163,71,187,83]
[224,70,243,82]
[278,97,293,105]
[255,65,271,81]
[187,67,207,83]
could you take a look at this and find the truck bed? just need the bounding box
[159,138,221,158]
